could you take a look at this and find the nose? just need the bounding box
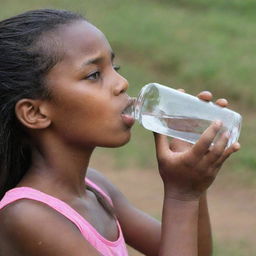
[113,74,129,96]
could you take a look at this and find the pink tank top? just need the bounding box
[0,178,128,256]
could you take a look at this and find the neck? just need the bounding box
[19,139,95,198]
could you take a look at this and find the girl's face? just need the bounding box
[44,20,134,148]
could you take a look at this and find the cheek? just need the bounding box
[60,116,130,148]
[64,110,130,147]
[48,85,131,147]
[54,101,106,135]
[50,96,125,146]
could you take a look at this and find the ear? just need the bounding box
[15,99,51,129]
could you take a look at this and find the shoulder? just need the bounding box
[0,199,100,255]
[0,199,54,235]
[0,198,76,229]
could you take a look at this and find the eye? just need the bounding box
[85,71,100,80]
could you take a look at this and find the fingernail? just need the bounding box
[214,120,222,128]
[234,142,241,151]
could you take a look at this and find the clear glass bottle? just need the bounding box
[125,83,242,147]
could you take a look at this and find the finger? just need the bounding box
[189,121,222,161]
[204,131,230,165]
[197,91,212,102]
[177,88,185,93]
[213,142,240,169]
[215,98,228,107]
[153,132,171,159]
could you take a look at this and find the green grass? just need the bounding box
[2,0,255,173]
[2,0,256,106]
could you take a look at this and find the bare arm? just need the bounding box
[198,193,212,256]
[0,200,102,256]
[160,196,199,255]
[154,120,239,256]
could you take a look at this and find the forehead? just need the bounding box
[55,20,112,63]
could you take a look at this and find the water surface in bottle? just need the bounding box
[140,112,229,145]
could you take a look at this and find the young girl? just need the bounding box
[0,9,240,256]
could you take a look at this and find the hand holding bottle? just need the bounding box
[153,91,240,200]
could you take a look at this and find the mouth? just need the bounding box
[122,97,136,116]
[121,97,136,128]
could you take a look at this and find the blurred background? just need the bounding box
[1,0,255,255]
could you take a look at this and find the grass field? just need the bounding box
[1,0,255,255]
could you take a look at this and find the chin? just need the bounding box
[101,132,132,148]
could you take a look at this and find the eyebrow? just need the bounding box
[80,51,115,68]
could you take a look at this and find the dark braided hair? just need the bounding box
[0,9,114,215]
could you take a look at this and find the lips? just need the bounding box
[121,97,135,128]
[121,114,135,128]
[122,97,136,115]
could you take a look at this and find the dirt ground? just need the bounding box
[91,157,256,255]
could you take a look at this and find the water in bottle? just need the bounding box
[124,83,242,147]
